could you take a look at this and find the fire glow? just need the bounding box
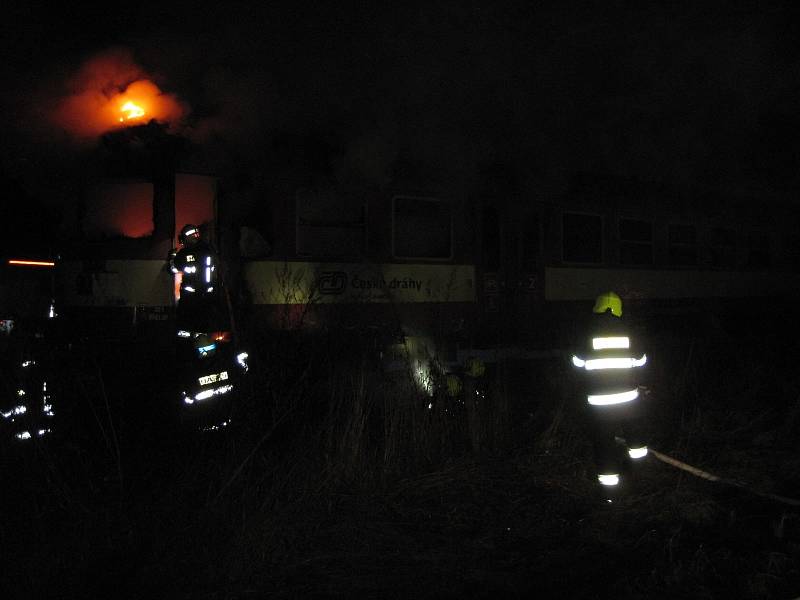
[52,49,187,139]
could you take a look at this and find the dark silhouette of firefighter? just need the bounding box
[168,224,246,431]
[1,294,59,444]
[572,292,647,498]
[179,331,249,431]
[169,224,224,335]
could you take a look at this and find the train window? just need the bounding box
[710,227,737,268]
[175,174,216,246]
[668,224,698,266]
[745,232,771,268]
[83,181,154,239]
[392,196,453,259]
[296,189,366,257]
[619,218,653,265]
[562,213,602,263]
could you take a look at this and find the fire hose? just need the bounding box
[615,437,800,507]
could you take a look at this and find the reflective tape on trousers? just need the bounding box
[628,446,648,459]
[587,388,639,406]
[598,474,620,486]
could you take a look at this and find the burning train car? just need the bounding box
[44,72,800,376]
[53,159,800,377]
[11,49,800,406]
[57,168,218,336]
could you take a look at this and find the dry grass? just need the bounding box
[3,310,800,598]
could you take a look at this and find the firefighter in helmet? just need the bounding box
[168,225,242,431]
[169,224,223,336]
[178,332,246,432]
[571,291,648,498]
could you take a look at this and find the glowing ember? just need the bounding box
[119,101,145,122]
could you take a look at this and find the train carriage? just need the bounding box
[52,160,800,376]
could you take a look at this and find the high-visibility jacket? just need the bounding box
[170,241,219,298]
[2,351,55,442]
[572,313,646,407]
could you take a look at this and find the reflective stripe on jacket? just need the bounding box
[572,316,646,406]
[172,242,219,296]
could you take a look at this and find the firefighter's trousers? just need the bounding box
[586,394,646,480]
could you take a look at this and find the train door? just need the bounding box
[479,201,543,348]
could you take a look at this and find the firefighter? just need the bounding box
[572,291,648,499]
[178,332,246,432]
[169,224,225,336]
[1,301,58,444]
[168,226,245,430]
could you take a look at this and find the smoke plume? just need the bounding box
[50,48,188,141]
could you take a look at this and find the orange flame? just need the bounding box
[119,101,145,122]
[51,49,188,139]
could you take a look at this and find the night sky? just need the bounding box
[3,2,800,204]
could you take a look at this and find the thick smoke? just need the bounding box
[50,48,188,141]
